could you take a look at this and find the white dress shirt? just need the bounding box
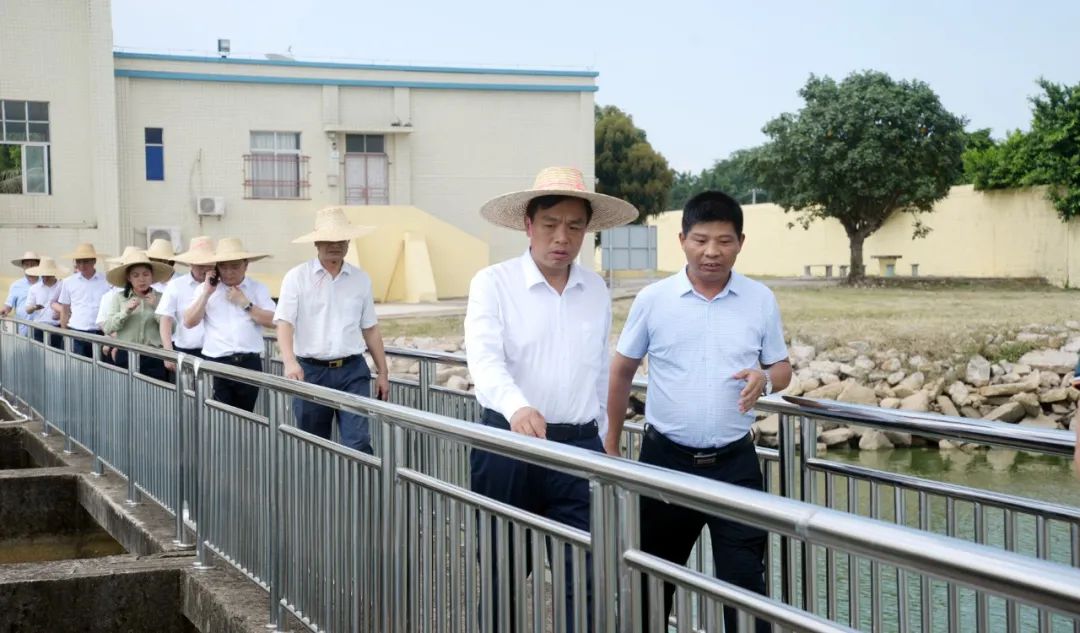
[464,250,611,430]
[156,273,206,349]
[95,288,121,330]
[27,281,63,326]
[58,271,111,331]
[273,259,378,360]
[199,276,276,358]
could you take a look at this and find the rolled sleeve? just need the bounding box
[464,270,530,419]
[760,294,788,365]
[615,292,651,360]
[359,282,378,330]
[272,271,299,326]
[255,283,277,312]
[57,280,71,305]
[155,284,177,319]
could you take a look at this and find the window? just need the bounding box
[344,134,389,205]
[244,131,309,199]
[0,100,50,195]
[145,127,164,181]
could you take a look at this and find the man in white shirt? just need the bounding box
[23,257,66,348]
[157,236,214,366]
[606,191,792,632]
[56,243,111,358]
[183,238,276,412]
[274,207,389,455]
[2,251,41,337]
[465,166,637,632]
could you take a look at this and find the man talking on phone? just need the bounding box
[183,238,276,412]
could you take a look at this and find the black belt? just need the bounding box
[210,352,260,363]
[546,421,598,443]
[298,355,361,369]
[644,425,752,467]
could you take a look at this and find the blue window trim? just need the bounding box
[114,69,598,93]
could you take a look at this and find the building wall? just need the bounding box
[0,0,121,259]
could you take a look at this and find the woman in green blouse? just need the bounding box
[102,251,174,381]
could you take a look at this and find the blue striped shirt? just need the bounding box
[616,269,788,448]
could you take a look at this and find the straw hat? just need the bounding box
[62,243,109,261]
[199,237,270,265]
[105,251,174,288]
[10,250,42,267]
[106,246,145,265]
[145,238,177,261]
[292,207,375,243]
[24,257,69,278]
[172,236,215,266]
[479,166,639,232]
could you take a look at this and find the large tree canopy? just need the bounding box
[669,147,768,210]
[752,71,966,279]
[595,105,673,223]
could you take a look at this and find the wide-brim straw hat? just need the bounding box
[105,252,174,287]
[196,237,270,265]
[106,246,146,265]
[479,166,639,232]
[10,250,42,267]
[292,206,376,243]
[173,236,215,266]
[62,243,109,261]
[24,257,68,278]
[145,238,177,261]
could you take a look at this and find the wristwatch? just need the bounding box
[763,371,773,396]
[242,302,254,312]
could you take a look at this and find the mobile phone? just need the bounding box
[209,266,221,287]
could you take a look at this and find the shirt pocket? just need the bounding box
[576,320,604,372]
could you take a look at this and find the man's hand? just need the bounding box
[374,374,390,400]
[603,434,622,457]
[733,368,767,413]
[226,286,249,308]
[509,406,546,439]
[164,360,176,372]
[284,360,304,382]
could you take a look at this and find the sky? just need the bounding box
[112,0,1080,174]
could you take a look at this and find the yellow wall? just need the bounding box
[646,186,1080,286]
[342,205,488,301]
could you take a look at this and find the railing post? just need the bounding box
[193,360,212,570]
[125,349,139,506]
[91,339,104,476]
[616,486,642,633]
[418,359,434,413]
[173,353,193,548]
[39,327,48,436]
[268,388,284,630]
[799,414,817,615]
[590,480,617,633]
[381,416,403,633]
[777,413,797,606]
[62,330,74,454]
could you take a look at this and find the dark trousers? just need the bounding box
[639,426,770,633]
[207,352,263,412]
[70,328,103,359]
[174,345,203,358]
[112,349,169,382]
[294,356,373,454]
[32,328,64,349]
[471,409,600,633]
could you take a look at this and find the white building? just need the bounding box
[1,0,597,287]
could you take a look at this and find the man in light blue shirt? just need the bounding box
[2,251,41,336]
[607,191,792,632]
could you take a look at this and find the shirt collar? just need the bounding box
[520,249,585,292]
[313,258,351,278]
[678,267,743,301]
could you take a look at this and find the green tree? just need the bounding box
[955,128,996,185]
[752,71,966,279]
[669,147,769,209]
[595,105,673,222]
[967,79,1080,221]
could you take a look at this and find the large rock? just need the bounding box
[854,357,877,371]
[886,371,906,386]
[986,449,1018,471]
[805,381,846,400]
[1064,337,1080,353]
[1011,392,1042,418]
[837,383,878,406]
[790,344,816,366]
[966,355,992,387]
[810,360,841,376]
[753,414,780,436]
[947,381,970,407]
[936,396,960,418]
[938,439,962,450]
[829,347,859,363]
[838,363,869,380]
[800,377,821,393]
[1018,350,1079,374]
[820,374,841,385]
[881,358,903,373]
[979,381,1036,397]
[1018,415,1059,430]
[879,397,901,409]
[899,391,931,412]
[446,375,470,392]
[985,401,1026,423]
[819,427,856,447]
[859,429,895,450]
[884,431,913,447]
[893,372,925,398]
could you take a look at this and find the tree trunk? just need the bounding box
[847,230,866,281]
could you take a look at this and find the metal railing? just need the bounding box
[2,320,1079,633]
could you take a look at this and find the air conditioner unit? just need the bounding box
[146,226,181,248]
[196,196,225,216]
